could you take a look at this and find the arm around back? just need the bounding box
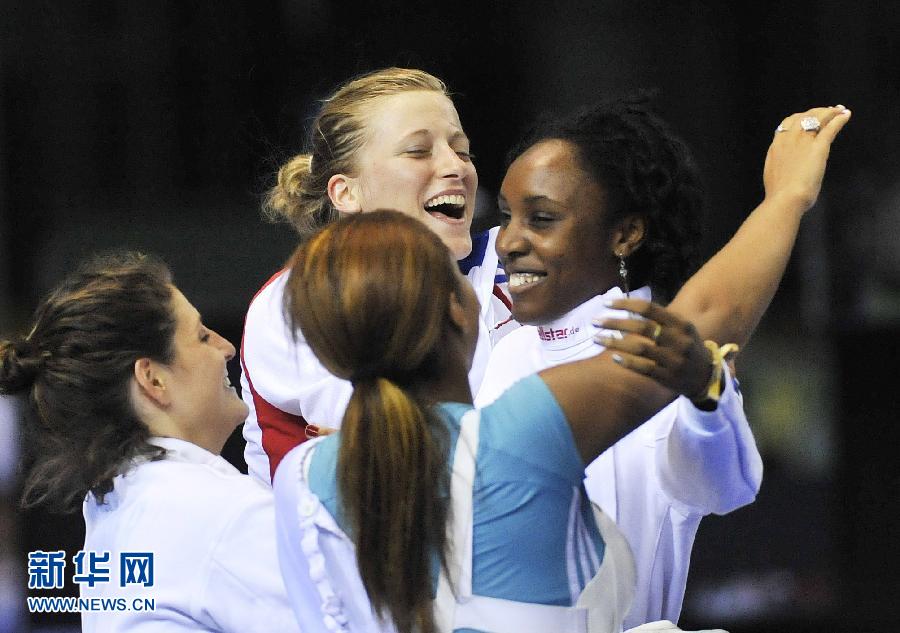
[541,300,713,464]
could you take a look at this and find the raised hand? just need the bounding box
[764,105,852,214]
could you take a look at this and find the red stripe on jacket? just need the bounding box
[492,282,513,312]
[240,270,309,482]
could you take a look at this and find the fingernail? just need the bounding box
[596,335,612,346]
[841,108,851,115]
[834,104,845,110]
[305,424,320,438]
[612,353,624,365]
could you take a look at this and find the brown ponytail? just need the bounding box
[0,339,47,393]
[340,377,448,633]
[285,210,462,633]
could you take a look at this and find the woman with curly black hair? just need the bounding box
[0,252,299,633]
[477,101,850,628]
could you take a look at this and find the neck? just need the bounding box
[414,369,474,407]
[142,413,228,455]
[536,286,651,363]
[413,340,475,406]
[413,323,476,406]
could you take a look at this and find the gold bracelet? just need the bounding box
[690,341,740,405]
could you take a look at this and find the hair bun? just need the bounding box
[277,154,313,196]
[0,339,46,392]
[265,154,312,215]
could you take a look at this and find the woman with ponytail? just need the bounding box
[273,210,721,633]
[248,66,850,629]
[1,252,299,633]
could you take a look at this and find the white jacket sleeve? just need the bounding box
[241,271,353,424]
[241,270,353,483]
[656,364,763,515]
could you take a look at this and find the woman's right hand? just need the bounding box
[595,299,713,400]
[544,298,719,462]
[305,424,337,439]
[763,105,851,214]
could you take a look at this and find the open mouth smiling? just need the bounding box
[424,193,466,222]
[507,271,547,291]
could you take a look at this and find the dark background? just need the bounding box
[1,1,899,631]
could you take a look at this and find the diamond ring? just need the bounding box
[800,116,821,132]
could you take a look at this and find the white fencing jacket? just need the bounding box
[475,287,763,629]
[80,437,299,633]
[240,227,514,484]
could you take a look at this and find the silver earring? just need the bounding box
[617,253,630,297]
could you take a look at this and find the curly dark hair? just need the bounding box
[0,252,176,512]
[507,95,706,303]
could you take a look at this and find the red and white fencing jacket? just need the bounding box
[239,227,515,484]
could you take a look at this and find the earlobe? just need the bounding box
[327,174,362,213]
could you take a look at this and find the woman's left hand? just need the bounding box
[763,104,851,214]
[594,298,712,399]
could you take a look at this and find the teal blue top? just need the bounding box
[307,373,604,626]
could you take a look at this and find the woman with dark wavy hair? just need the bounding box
[476,101,851,628]
[0,252,298,633]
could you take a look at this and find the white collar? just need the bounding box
[147,436,239,477]
[537,286,652,364]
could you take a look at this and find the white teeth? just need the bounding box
[508,272,546,288]
[425,194,466,208]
